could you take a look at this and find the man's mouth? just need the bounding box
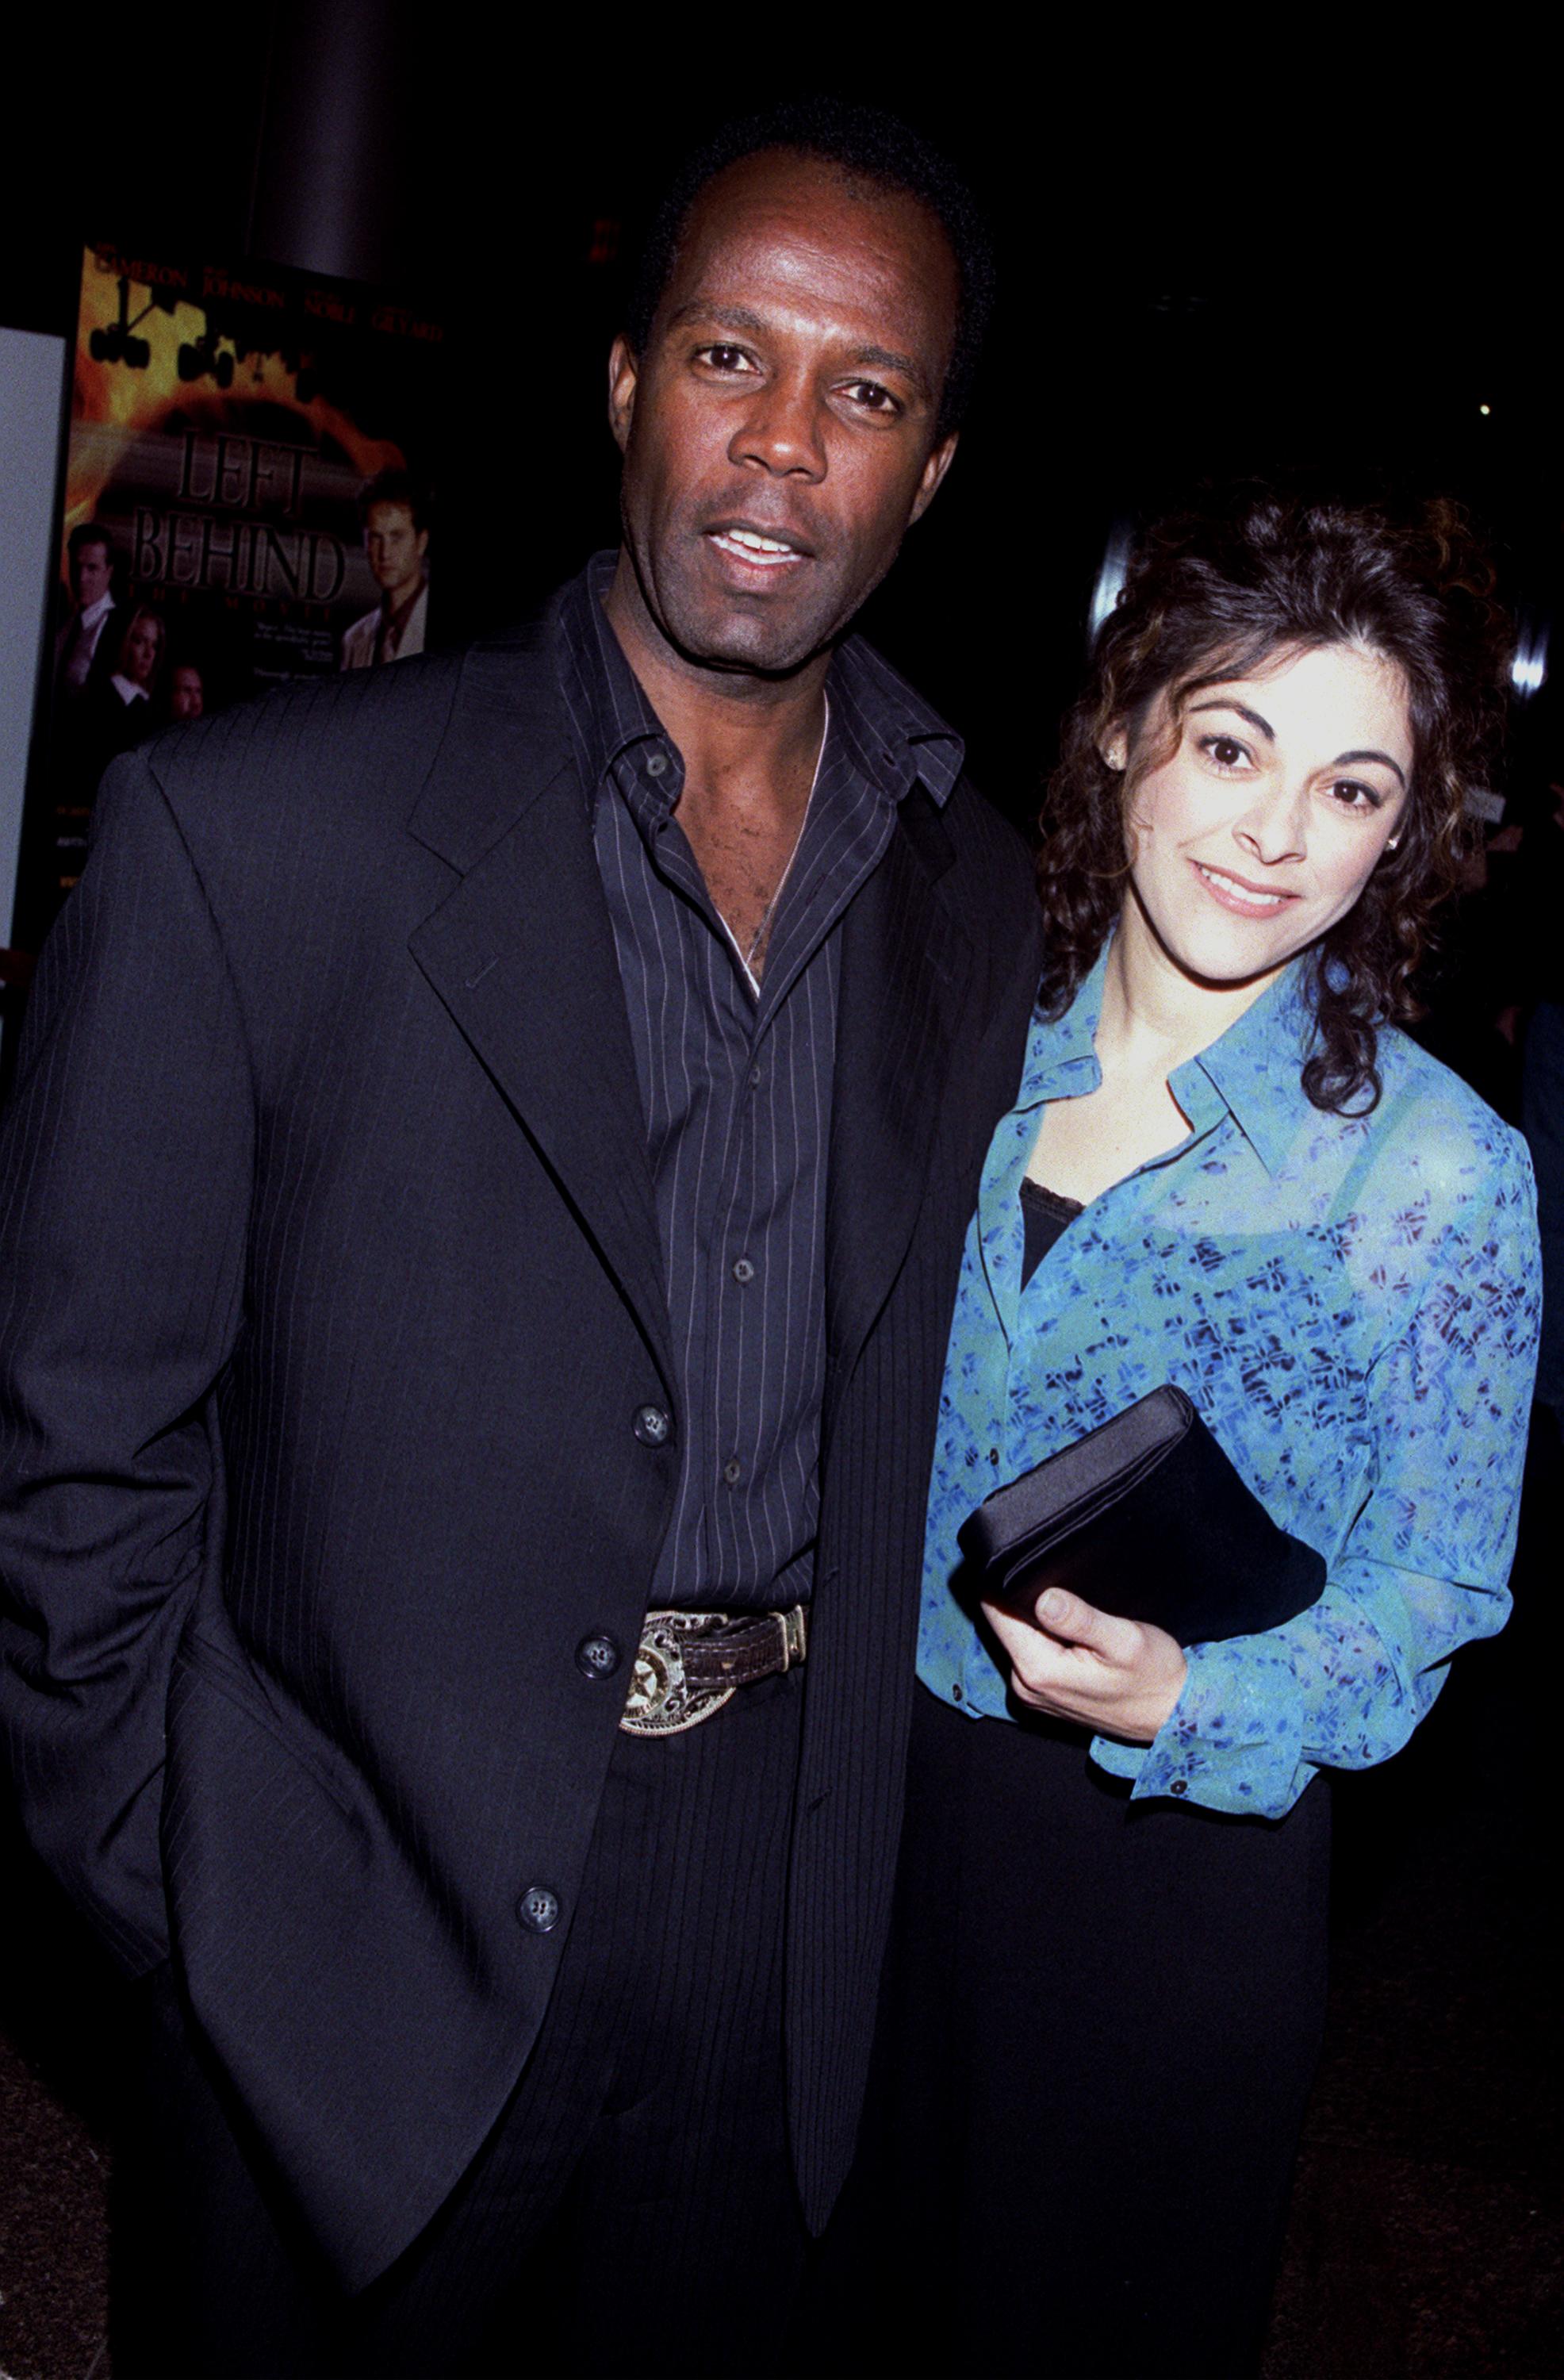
[705,524,810,570]
[1193,860,1300,916]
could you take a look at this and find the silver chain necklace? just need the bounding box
[743,693,830,977]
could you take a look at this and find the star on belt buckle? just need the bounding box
[619,1611,738,1737]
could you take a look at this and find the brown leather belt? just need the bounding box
[619,1606,808,1737]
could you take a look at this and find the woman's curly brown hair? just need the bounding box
[1039,488,1513,1113]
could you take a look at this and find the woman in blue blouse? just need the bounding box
[841,493,1541,2379]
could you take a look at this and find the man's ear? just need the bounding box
[908,431,958,527]
[608,335,639,455]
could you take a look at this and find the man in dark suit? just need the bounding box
[51,520,120,702]
[48,521,124,837]
[0,102,1043,2377]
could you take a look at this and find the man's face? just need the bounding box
[364,502,427,597]
[609,150,960,678]
[170,665,204,720]
[72,539,113,610]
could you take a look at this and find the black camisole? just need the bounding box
[1019,1177,1083,1288]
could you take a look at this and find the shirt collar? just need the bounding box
[554,555,665,797]
[1174,958,1319,1175]
[553,551,964,810]
[823,635,964,808]
[1024,936,1321,1178]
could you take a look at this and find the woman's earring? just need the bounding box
[1386,836,1401,851]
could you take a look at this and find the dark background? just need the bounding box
[1,13,1559,2378]
[2,16,1558,833]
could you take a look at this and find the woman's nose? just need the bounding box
[1233,785,1309,866]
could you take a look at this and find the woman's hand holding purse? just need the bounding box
[983,1584,1188,1743]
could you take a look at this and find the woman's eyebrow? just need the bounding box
[1188,698,1275,740]
[1334,747,1408,789]
[1187,703,1407,791]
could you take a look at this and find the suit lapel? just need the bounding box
[825,792,976,1402]
[406,638,674,1390]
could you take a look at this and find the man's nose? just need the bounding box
[729,373,826,480]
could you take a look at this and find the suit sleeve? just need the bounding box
[0,751,253,1970]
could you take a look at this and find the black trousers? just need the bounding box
[113,1667,810,2379]
[805,1683,1331,2380]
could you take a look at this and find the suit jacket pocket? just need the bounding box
[169,1618,362,1833]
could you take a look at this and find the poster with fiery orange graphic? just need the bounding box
[27,241,441,939]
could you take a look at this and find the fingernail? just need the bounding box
[1037,1588,1064,1626]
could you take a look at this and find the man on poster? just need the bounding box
[0,102,1040,2377]
[339,465,430,667]
[51,520,119,701]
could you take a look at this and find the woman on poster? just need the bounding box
[96,603,167,757]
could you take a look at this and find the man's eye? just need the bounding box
[697,344,755,373]
[841,380,898,413]
[1199,734,1250,770]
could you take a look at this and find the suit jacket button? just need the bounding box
[517,1886,561,1933]
[577,1633,621,1679]
[633,1403,672,1447]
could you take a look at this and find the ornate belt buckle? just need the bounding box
[780,1603,807,1668]
[619,1612,737,1737]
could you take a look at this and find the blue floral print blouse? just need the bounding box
[918,942,1542,1818]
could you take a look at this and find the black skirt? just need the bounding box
[810,1683,1331,2380]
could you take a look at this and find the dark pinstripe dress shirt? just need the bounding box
[555,557,963,1612]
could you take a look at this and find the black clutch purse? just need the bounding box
[956,1385,1325,1647]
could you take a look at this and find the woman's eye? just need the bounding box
[1328,779,1383,812]
[1199,734,1250,770]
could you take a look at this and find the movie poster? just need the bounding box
[30,242,442,935]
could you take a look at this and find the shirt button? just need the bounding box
[731,1257,755,1284]
[516,1885,561,1933]
[988,1449,1000,1465]
[633,1404,672,1447]
[646,752,669,778]
[951,1683,964,1702]
[723,1457,743,1486]
[1170,1779,1188,1798]
[576,1633,621,1680]
[749,1066,761,1088]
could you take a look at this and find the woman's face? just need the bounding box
[125,613,162,687]
[1115,640,1413,989]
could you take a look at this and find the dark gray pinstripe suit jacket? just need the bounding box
[0,618,1045,2290]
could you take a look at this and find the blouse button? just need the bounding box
[1170,1779,1188,1798]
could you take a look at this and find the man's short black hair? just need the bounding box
[67,520,113,559]
[624,98,995,445]
[357,468,429,534]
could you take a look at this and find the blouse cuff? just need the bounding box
[1089,1634,1312,1819]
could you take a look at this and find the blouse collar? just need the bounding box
[1023,936,1324,1180]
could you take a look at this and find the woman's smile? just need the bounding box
[1190,858,1301,916]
